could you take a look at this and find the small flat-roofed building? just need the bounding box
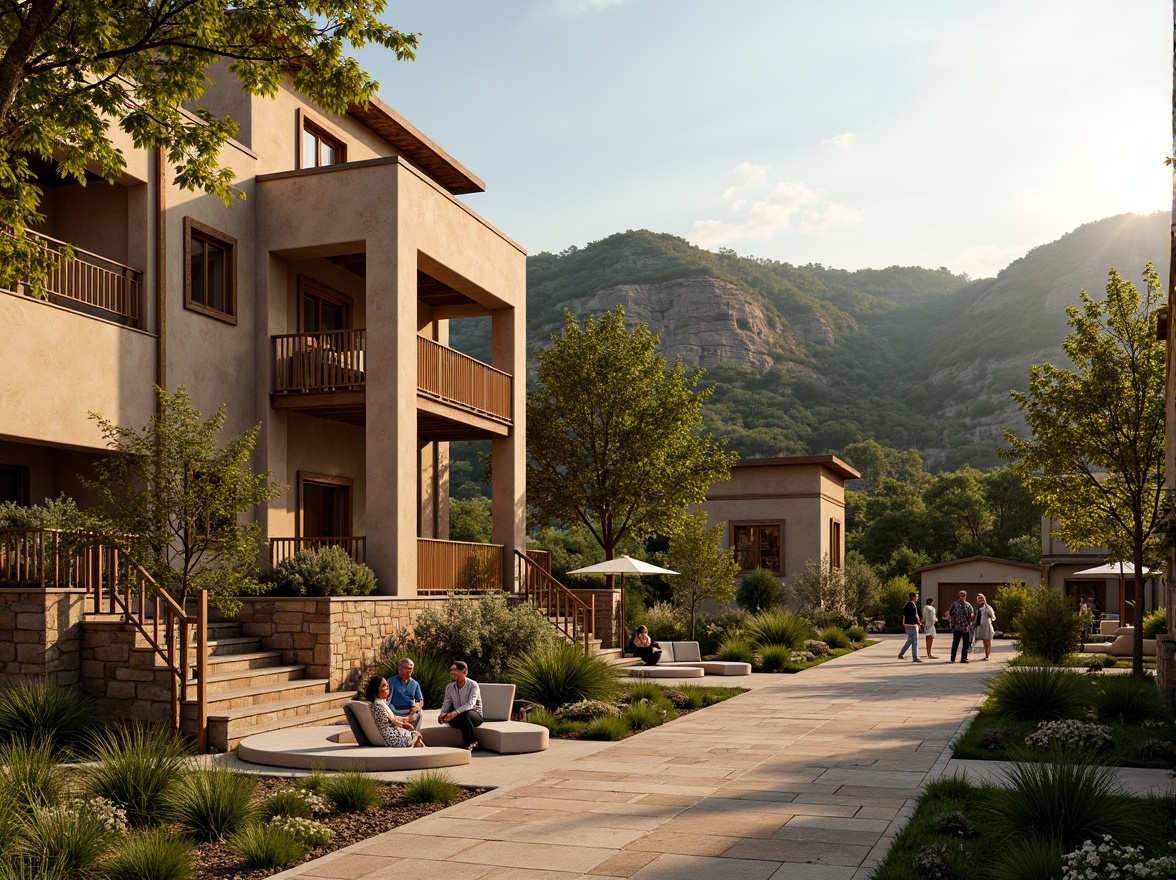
[915,556,1041,612]
[697,455,860,585]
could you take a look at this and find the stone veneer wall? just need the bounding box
[0,588,85,686]
[571,588,621,649]
[80,619,175,724]
[225,596,450,691]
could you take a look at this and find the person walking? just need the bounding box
[897,591,922,662]
[944,590,975,663]
[974,593,996,660]
[922,596,938,659]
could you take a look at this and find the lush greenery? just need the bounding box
[84,386,283,614]
[264,546,377,597]
[735,568,787,613]
[0,678,94,757]
[664,510,738,639]
[1003,265,1166,675]
[508,643,620,710]
[1012,585,1081,662]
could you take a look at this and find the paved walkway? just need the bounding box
[254,637,1169,880]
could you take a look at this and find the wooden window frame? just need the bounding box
[296,109,348,170]
[184,217,237,325]
[298,276,353,333]
[0,464,30,506]
[829,519,843,570]
[296,471,354,539]
[731,520,784,574]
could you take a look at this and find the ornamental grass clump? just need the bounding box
[103,829,193,880]
[509,643,619,710]
[13,802,118,878]
[228,823,309,870]
[991,838,1067,880]
[988,665,1087,722]
[621,683,664,704]
[746,610,812,651]
[1062,836,1170,879]
[1091,674,1169,724]
[0,741,63,813]
[1024,719,1114,752]
[846,625,868,643]
[85,722,191,827]
[323,770,381,813]
[0,679,94,757]
[582,715,630,741]
[622,701,665,731]
[714,636,753,663]
[817,626,851,650]
[677,685,708,710]
[167,765,258,841]
[756,644,794,673]
[402,770,461,804]
[261,788,329,821]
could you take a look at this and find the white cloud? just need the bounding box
[822,133,856,151]
[692,166,863,247]
[949,243,1029,279]
[547,0,629,15]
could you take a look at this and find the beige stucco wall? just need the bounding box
[919,559,1040,593]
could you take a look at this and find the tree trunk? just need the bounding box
[0,0,57,125]
[1132,517,1145,676]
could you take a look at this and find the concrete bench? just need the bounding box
[1086,626,1157,657]
[237,725,471,771]
[416,683,548,754]
[660,641,752,676]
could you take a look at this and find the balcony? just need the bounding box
[271,332,512,438]
[0,228,142,327]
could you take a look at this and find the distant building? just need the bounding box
[915,556,1040,612]
[1041,518,1157,619]
[696,455,859,584]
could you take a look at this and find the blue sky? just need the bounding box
[357,1,1170,278]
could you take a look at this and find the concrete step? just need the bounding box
[201,650,286,674]
[195,663,308,694]
[203,677,333,713]
[205,635,264,656]
[203,691,352,752]
[206,621,244,640]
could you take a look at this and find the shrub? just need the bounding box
[14,803,116,878]
[623,701,665,731]
[931,810,975,837]
[869,577,913,631]
[1091,675,1169,724]
[1014,585,1080,662]
[714,636,753,663]
[323,770,381,813]
[977,726,1014,750]
[988,665,1087,722]
[735,568,786,613]
[0,679,94,757]
[677,686,708,710]
[298,769,329,797]
[373,650,450,709]
[269,815,332,848]
[1024,720,1114,752]
[693,608,751,657]
[1100,655,1118,668]
[167,766,257,841]
[266,546,377,596]
[555,700,619,722]
[1142,609,1167,638]
[805,610,859,631]
[991,580,1033,635]
[1063,836,1170,880]
[582,715,630,741]
[0,741,63,813]
[641,601,688,641]
[911,843,952,880]
[103,830,193,880]
[991,838,1066,880]
[228,823,309,869]
[85,723,191,827]
[984,757,1134,849]
[1134,739,1171,760]
[411,592,557,682]
[402,770,461,804]
[261,789,328,821]
[817,627,850,650]
[846,625,868,643]
[804,639,830,656]
[1085,657,1104,672]
[621,683,664,704]
[509,643,619,710]
[746,610,812,651]
[756,644,794,673]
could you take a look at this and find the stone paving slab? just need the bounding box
[257,637,1171,880]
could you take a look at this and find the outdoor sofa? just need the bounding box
[625,641,751,677]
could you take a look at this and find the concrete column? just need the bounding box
[258,253,291,553]
[365,219,417,595]
[490,305,526,591]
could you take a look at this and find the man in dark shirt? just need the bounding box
[945,590,976,663]
[897,591,922,662]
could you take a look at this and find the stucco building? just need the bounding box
[915,556,1040,612]
[0,69,526,596]
[697,455,859,584]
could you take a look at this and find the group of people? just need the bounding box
[898,589,996,663]
[363,658,484,750]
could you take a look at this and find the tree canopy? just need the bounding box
[527,305,736,561]
[0,0,416,291]
[1002,265,1166,675]
[665,510,738,640]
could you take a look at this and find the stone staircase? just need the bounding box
[183,621,350,752]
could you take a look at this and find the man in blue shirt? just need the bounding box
[388,658,424,731]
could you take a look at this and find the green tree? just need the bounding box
[665,511,738,640]
[84,386,282,614]
[1002,265,1166,675]
[851,479,927,565]
[982,466,1044,558]
[0,0,417,293]
[792,553,879,619]
[448,497,491,543]
[528,306,736,565]
[841,440,928,493]
[735,568,787,614]
[923,467,993,561]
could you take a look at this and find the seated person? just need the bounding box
[388,657,425,732]
[365,676,424,748]
[631,625,662,666]
[438,661,483,750]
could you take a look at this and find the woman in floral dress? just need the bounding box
[364,676,424,747]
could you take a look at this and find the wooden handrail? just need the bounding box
[417,336,512,422]
[270,536,366,567]
[0,529,207,749]
[515,550,593,652]
[418,539,504,593]
[272,329,366,393]
[1,227,142,324]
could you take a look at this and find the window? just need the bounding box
[829,519,842,569]
[300,116,346,169]
[0,465,29,506]
[732,522,782,573]
[298,472,353,538]
[184,218,237,324]
[300,278,351,333]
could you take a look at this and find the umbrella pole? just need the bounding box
[619,574,626,658]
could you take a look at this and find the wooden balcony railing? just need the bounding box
[418,336,512,422]
[0,529,207,747]
[269,536,366,567]
[272,329,366,393]
[2,228,142,325]
[418,538,503,594]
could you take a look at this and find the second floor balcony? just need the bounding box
[271,331,512,437]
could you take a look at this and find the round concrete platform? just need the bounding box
[238,725,471,771]
[623,664,705,678]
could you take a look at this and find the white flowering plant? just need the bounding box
[1024,719,1114,752]
[269,815,333,847]
[53,796,128,833]
[1062,836,1170,879]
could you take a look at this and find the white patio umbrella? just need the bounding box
[1072,562,1151,622]
[567,556,678,657]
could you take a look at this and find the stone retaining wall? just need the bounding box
[0,588,85,686]
[79,618,174,724]
[571,588,621,649]
[225,596,450,690]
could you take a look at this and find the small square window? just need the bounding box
[0,465,29,506]
[184,218,236,324]
[300,118,346,169]
[732,522,783,573]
